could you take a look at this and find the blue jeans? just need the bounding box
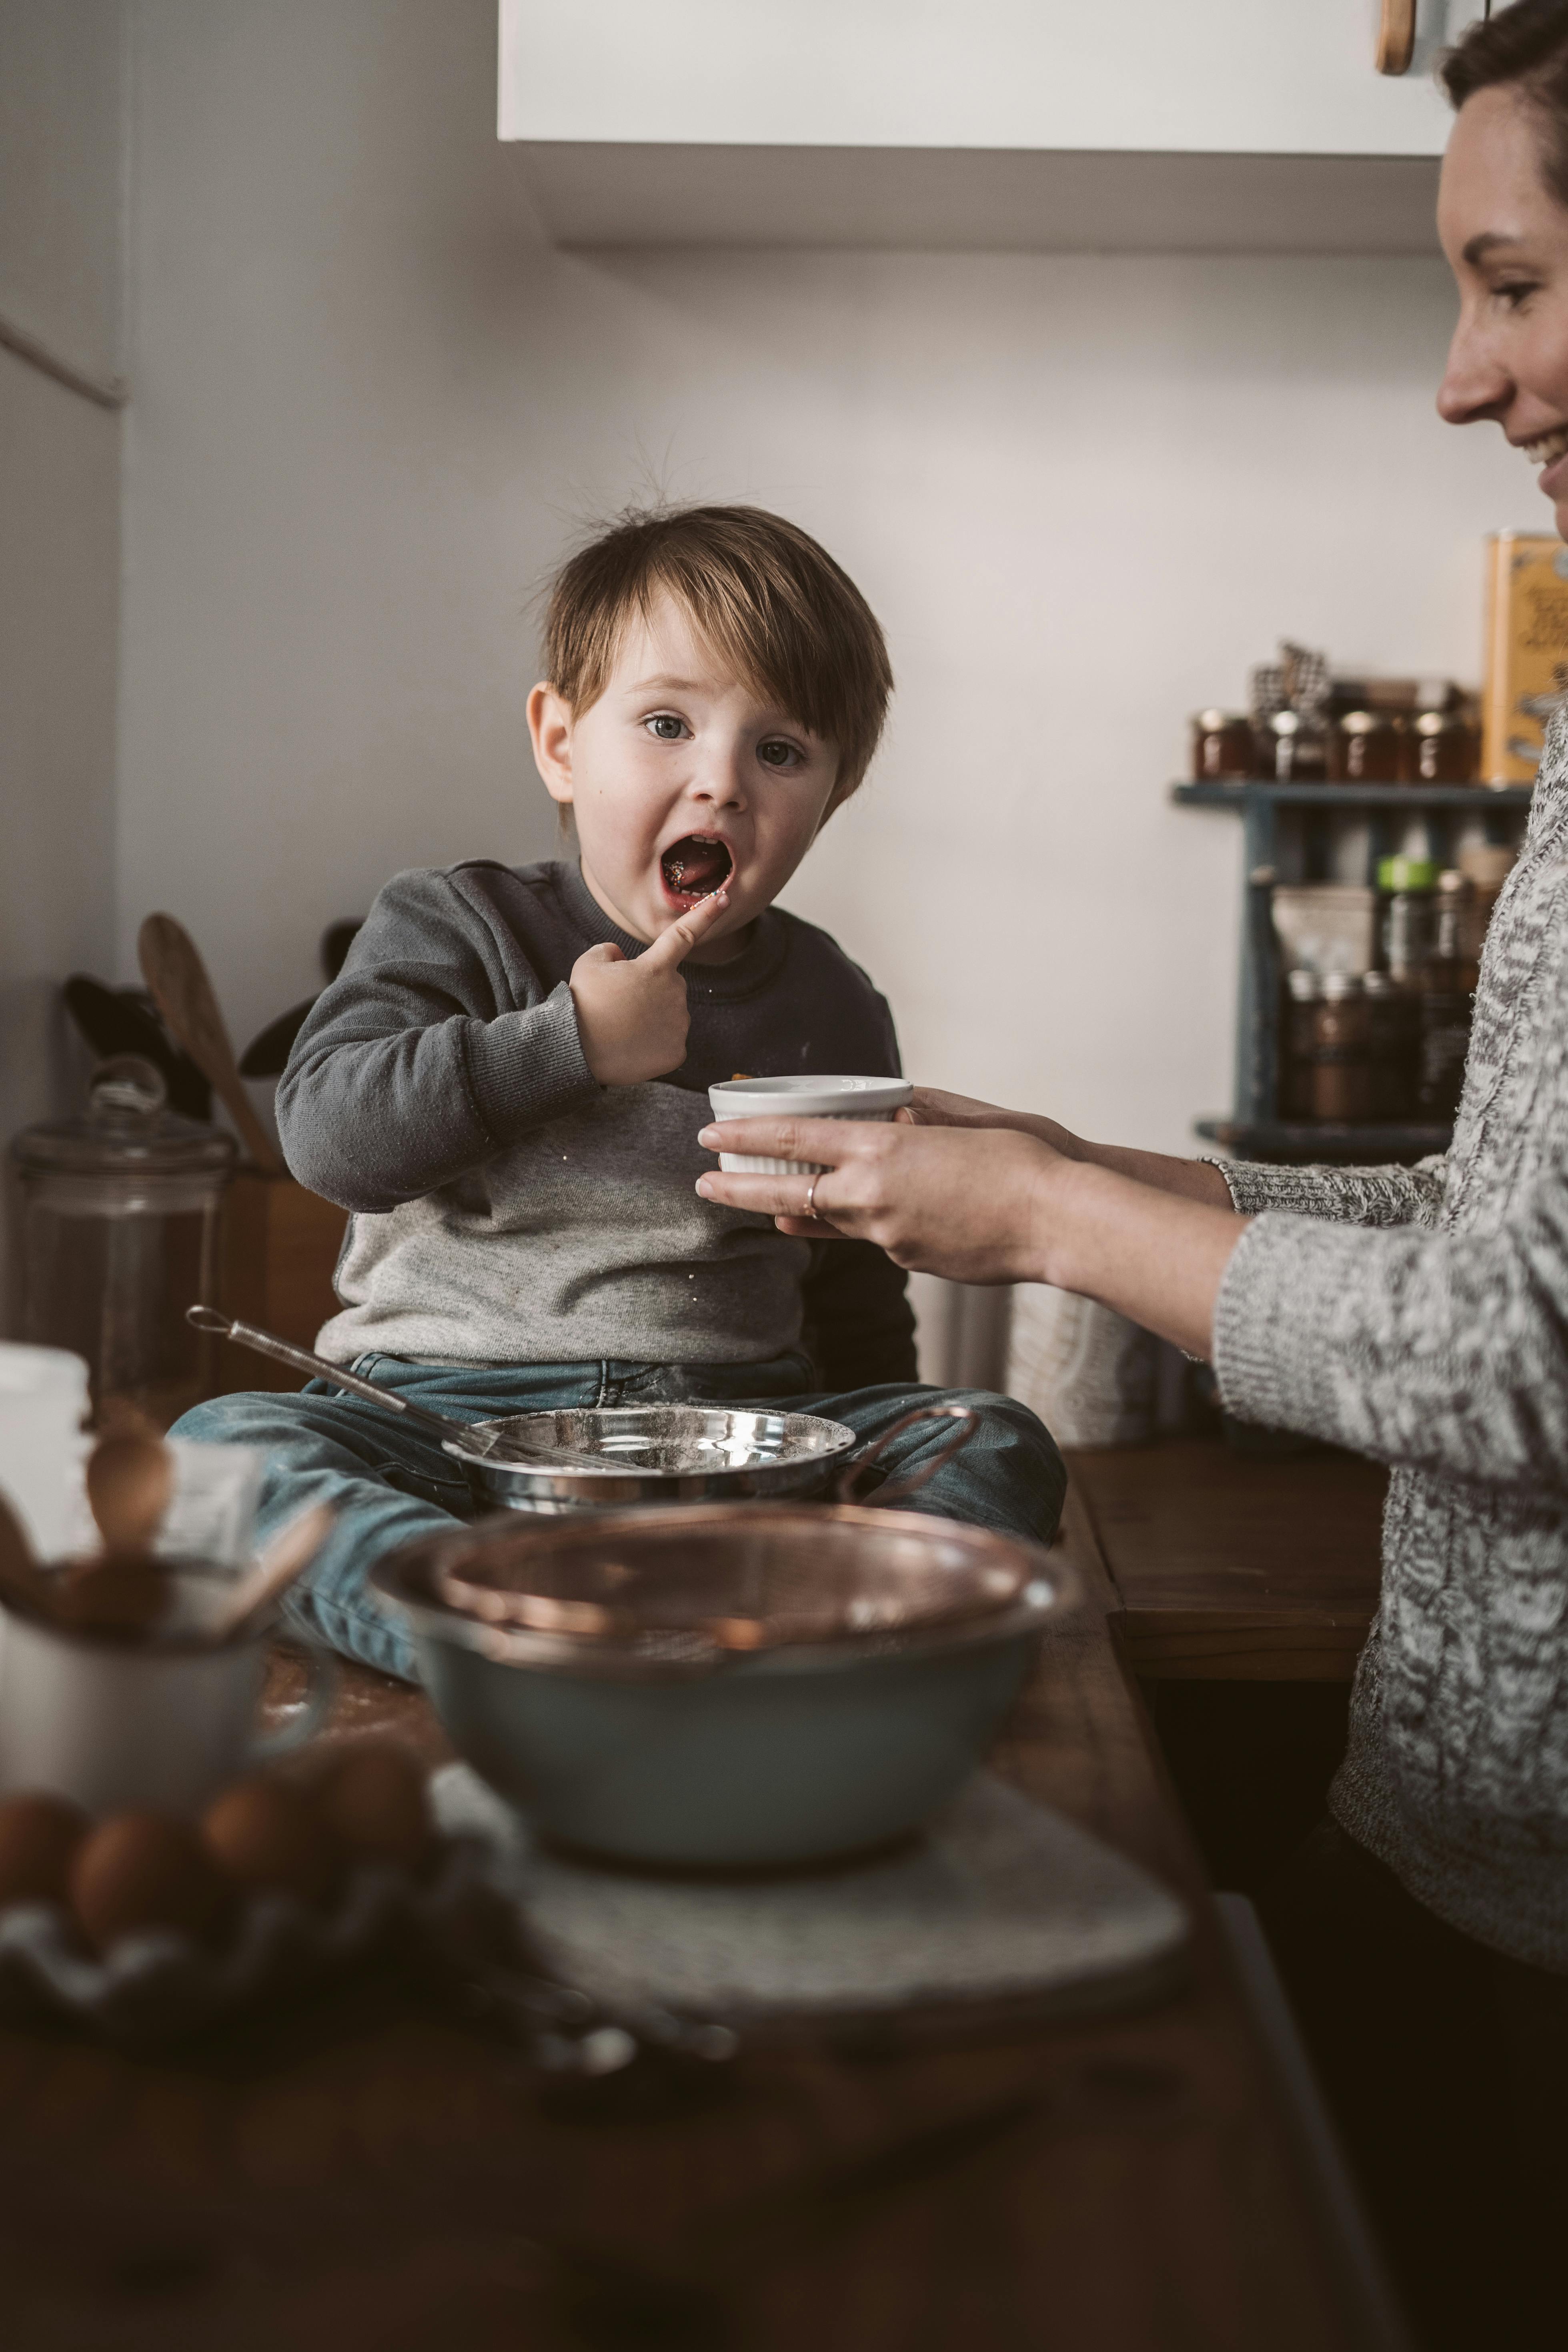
[172,1352,1065,1681]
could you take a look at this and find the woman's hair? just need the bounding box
[543,503,893,800]
[1442,2,1568,203]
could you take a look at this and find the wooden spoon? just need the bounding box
[137,912,284,1172]
[86,1432,174,1556]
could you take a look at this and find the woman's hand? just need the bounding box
[899,1087,1083,1159]
[696,1107,1250,1357]
[695,1115,1060,1285]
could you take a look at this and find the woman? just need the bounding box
[698,8,1568,2342]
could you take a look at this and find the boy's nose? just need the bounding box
[688,746,748,809]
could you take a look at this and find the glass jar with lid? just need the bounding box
[1191,710,1257,782]
[1378,855,1439,980]
[1265,709,1327,783]
[9,1057,235,1424]
[1405,708,1480,785]
[1329,709,1404,784]
[1280,969,1322,1119]
[1310,975,1373,1122]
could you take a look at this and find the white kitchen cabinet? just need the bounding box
[500,0,1477,252]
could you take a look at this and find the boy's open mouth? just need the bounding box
[660,835,733,906]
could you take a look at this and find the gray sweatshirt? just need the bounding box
[276,859,914,1384]
[1213,721,1568,1971]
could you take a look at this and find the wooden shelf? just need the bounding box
[1172,780,1533,811]
[1196,1117,1451,1166]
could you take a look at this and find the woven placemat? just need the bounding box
[433,1765,1190,2035]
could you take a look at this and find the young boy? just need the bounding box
[178,505,1063,1676]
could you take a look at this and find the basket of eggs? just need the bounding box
[0,1425,507,2045]
[0,1743,506,2045]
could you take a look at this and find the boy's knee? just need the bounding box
[170,1390,296,1447]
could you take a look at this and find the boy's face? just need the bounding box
[528,595,840,964]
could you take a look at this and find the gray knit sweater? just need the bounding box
[1213,721,1568,1971]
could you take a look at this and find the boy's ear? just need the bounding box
[527,683,575,805]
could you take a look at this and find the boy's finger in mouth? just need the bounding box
[659,833,734,910]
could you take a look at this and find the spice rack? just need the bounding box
[1172,778,1534,1163]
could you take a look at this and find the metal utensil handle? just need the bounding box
[835,1403,980,1509]
[185,1305,468,1442]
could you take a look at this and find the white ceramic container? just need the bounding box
[706,1075,913,1174]
[0,1569,332,1816]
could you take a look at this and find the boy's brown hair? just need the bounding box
[543,503,893,802]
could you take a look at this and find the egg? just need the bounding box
[202,1774,340,1906]
[0,1793,90,1907]
[314,1742,433,1872]
[70,1813,230,1954]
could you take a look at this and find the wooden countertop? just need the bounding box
[1068,1439,1386,1682]
[0,1481,1384,2352]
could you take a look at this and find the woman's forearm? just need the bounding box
[1069,1137,1234,1206]
[903,1090,1232,1207]
[1033,1156,1250,1357]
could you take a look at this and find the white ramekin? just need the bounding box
[706,1075,914,1174]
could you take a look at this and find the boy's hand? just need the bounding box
[571,890,729,1086]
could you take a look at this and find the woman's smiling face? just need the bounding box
[1439,84,1568,535]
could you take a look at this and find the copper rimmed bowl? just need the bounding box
[371,1504,1074,1868]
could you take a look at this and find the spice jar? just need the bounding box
[1192,710,1256,782]
[1280,969,1322,1119]
[9,1057,234,1423]
[1378,855,1438,980]
[1417,871,1476,1123]
[1456,840,1516,962]
[1362,970,1420,1121]
[1329,709,1404,784]
[1310,974,1373,1123]
[1265,709,1327,783]
[1406,708,1480,785]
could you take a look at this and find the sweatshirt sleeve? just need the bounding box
[1213,1156,1448,1229]
[276,869,599,1212]
[1212,1146,1568,1497]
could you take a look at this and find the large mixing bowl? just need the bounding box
[371,1503,1073,1867]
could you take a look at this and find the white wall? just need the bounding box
[119,0,1529,1163]
[0,1,124,1312]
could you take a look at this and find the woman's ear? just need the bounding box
[528,683,575,805]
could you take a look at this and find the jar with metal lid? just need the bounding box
[1191,710,1256,782]
[1362,970,1420,1120]
[1405,708,1480,785]
[1378,855,1439,980]
[1416,872,1476,1122]
[9,1057,235,1423]
[1280,969,1322,1119]
[1310,974,1373,1123]
[1328,709,1404,784]
[1265,709,1327,783]
[1456,840,1515,963]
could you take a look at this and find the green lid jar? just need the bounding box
[1377,856,1439,894]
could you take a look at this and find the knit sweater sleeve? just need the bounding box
[276,868,598,1212]
[1212,1136,1568,1498]
[1212,1156,1448,1229]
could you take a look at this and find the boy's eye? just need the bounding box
[645,714,688,741]
[757,738,802,770]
